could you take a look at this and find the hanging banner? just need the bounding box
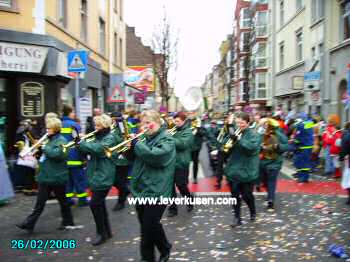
[124,66,155,92]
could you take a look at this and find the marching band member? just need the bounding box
[110,111,130,211]
[16,118,74,233]
[189,113,204,184]
[167,112,194,217]
[258,118,289,211]
[61,105,89,206]
[224,112,260,227]
[129,110,175,262]
[77,114,116,246]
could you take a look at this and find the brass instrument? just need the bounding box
[122,119,130,139]
[105,129,148,158]
[167,126,177,136]
[191,118,201,135]
[62,130,97,152]
[223,128,242,153]
[19,133,49,157]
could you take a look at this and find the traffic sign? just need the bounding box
[108,84,126,103]
[304,71,320,81]
[67,50,88,72]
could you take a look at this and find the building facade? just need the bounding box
[0,0,126,153]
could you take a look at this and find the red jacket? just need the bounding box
[322,125,342,154]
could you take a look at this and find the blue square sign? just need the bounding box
[67,50,88,72]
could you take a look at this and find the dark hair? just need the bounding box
[174,111,187,121]
[62,105,73,117]
[235,112,250,123]
[345,122,350,130]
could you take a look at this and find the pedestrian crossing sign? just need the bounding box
[108,84,126,103]
[67,50,88,72]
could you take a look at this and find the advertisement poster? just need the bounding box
[124,66,154,92]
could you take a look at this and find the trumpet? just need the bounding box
[167,126,177,136]
[223,128,242,153]
[105,129,148,158]
[19,133,49,157]
[62,130,97,152]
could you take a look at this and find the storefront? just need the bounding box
[0,29,103,155]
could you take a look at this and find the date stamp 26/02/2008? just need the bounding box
[10,239,77,250]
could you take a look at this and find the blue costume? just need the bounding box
[0,145,14,204]
[293,114,314,182]
[61,116,88,205]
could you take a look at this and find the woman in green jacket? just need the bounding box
[16,117,74,233]
[129,110,175,262]
[224,112,260,227]
[78,114,116,246]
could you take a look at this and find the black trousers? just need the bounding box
[90,189,111,237]
[229,180,256,219]
[215,151,225,184]
[23,183,74,229]
[114,165,130,204]
[191,150,200,180]
[136,204,171,262]
[169,168,193,211]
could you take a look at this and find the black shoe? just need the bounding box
[91,234,107,246]
[250,214,256,221]
[230,218,242,228]
[167,210,178,218]
[112,202,125,211]
[57,223,74,230]
[159,244,172,262]
[267,201,274,211]
[16,223,33,233]
[187,204,194,212]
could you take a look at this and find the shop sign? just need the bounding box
[292,76,304,90]
[21,82,44,117]
[0,42,48,73]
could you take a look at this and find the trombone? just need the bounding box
[19,133,49,157]
[62,130,97,153]
[223,128,242,153]
[105,129,148,158]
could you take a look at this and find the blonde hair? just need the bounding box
[94,114,112,128]
[141,110,161,125]
[45,112,58,123]
[46,117,62,132]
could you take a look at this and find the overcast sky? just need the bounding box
[124,0,235,98]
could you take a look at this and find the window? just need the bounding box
[114,33,118,64]
[342,1,350,40]
[57,0,67,27]
[311,47,316,62]
[80,0,88,41]
[280,0,284,27]
[255,11,268,36]
[253,42,267,68]
[311,0,325,23]
[296,0,303,11]
[296,29,303,61]
[240,8,251,28]
[99,18,106,55]
[119,38,123,66]
[120,0,123,20]
[279,42,284,70]
[240,32,250,52]
[0,0,11,8]
[239,58,249,78]
[255,73,267,99]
